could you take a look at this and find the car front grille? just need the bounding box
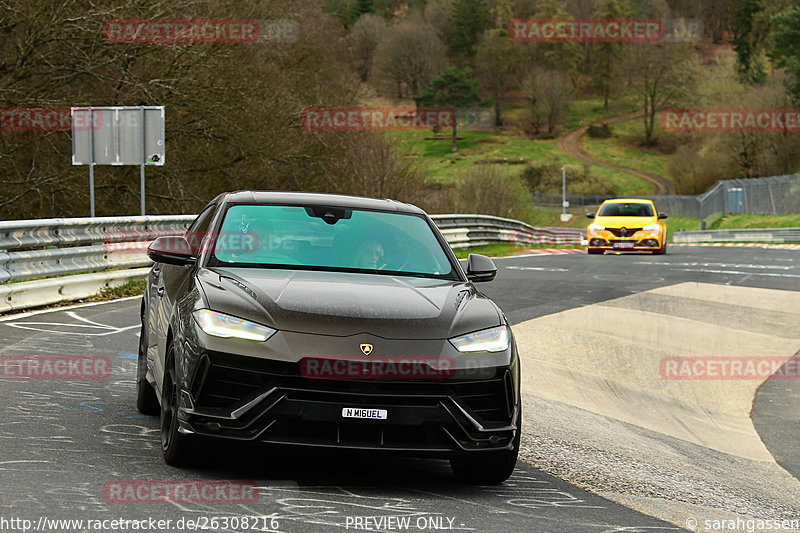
[182,351,517,452]
[606,227,642,237]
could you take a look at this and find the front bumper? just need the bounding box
[587,237,661,250]
[176,350,519,455]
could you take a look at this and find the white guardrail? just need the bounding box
[672,227,800,243]
[0,213,583,313]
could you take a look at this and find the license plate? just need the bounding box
[342,407,387,420]
[613,241,635,249]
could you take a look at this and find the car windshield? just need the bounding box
[207,204,456,279]
[598,203,654,217]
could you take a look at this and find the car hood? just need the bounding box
[196,267,502,339]
[593,215,657,228]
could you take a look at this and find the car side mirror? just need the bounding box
[658,213,668,219]
[586,212,595,219]
[466,253,497,283]
[147,236,195,266]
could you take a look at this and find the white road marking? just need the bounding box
[492,249,584,259]
[505,266,569,272]
[634,261,795,270]
[4,311,139,336]
[0,295,141,322]
[676,268,800,278]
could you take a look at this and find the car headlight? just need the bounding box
[643,223,660,235]
[450,325,510,353]
[193,309,276,341]
[588,223,605,235]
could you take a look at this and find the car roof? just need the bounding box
[601,198,654,204]
[215,191,425,215]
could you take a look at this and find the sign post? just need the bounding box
[560,166,572,222]
[88,108,95,217]
[140,107,146,216]
[72,106,165,217]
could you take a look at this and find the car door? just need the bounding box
[149,204,217,393]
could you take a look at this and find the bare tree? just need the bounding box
[424,0,454,38]
[327,133,426,203]
[0,0,429,219]
[667,81,800,191]
[470,0,523,127]
[449,164,532,220]
[715,82,800,178]
[589,0,627,111]
[371,20,447,99]
[522,160,615,195]
[667,144,727,194]
[349,13,386,82]
[519,0,585,84]
[522,67,573,135]
[702,0,737,44]
[625,40,696,146]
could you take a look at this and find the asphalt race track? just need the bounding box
[1,245,797,533]
[482,245,800,323]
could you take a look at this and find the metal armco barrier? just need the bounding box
[673,227,800,244]
[0,215,195,283]
[0,215,194,313]
[431,214,583,248]
[0,213,583,313]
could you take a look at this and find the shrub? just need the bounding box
[521,161,616,195]
[444,165,534,220]
[587,123,613,138]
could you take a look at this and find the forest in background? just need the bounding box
[2,0,800,219]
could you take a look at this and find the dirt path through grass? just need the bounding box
[558,111,676,195]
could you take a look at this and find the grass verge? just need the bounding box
[390,127,650,195]
[90,279,146,301]
[580,117,672,183]
[453,242,582,259]
[564,97,639,130]
[710,213,800,229]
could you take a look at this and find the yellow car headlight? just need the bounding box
[588,223,605,236]
[643,223,660,236]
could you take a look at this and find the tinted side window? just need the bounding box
[185,205,216,256]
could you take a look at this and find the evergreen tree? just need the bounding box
[769,7,800,105]
[444,0,491,63]
[589,0,627,111]
[474,0,524,126]
[730,0,766,84]
[349,0,375,25]
[522,0,584,84]
[415,68,482,151]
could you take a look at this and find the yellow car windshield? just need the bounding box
[598,203,654,217]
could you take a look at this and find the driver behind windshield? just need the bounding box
[352,239,385,269]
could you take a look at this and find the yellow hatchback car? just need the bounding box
[586,199,668,255]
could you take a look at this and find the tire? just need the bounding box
[161,345,195,466]
[136,323,159,415]
[450,408,521,484]
[654,242,667,255]
[587,248,604,255]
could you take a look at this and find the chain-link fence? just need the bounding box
[533,192,702,217]
[533,174,800,225]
